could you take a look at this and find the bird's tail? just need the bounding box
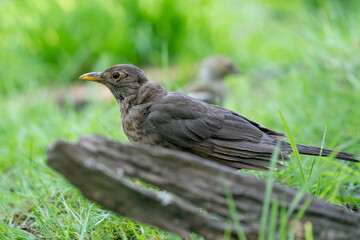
[295,143,359,162]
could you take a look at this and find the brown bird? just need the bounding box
[80,64,359,170]
[184,55,241,106]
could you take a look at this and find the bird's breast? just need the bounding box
[121,106,144,141]
[121,104,180,150]
[120,104,159,146]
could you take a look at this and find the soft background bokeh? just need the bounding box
[1,0,360,239]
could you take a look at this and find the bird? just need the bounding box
[184,55,241,106]
[79,64,359,171]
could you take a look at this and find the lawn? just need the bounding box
[1,0,359,239]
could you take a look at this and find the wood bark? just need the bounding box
[47,135,360,240]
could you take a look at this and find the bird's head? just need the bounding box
[200,56,241,82]
[79,64,148,102]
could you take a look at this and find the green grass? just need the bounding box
[1,0,360,239]
[279,111,307,187]
[222,176,247,240]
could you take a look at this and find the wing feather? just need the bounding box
[147,93,286,169]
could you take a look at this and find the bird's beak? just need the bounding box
[79,72,102,82]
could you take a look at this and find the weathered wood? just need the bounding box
[47,135,360,240]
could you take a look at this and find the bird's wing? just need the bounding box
[147,93,288,170]
[231,111,287,138]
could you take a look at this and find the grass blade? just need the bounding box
[279,197,288,240]
[79,203,93,240]
[304,221,314,240]
[278,110,307,186]
[259,141,280,240]
[221,176,247,240]
[268,198,278,240]
[289,196,312,233]
[30,182,67,237]
[223,221,232,240]
[309,125,327,182]
[329,163,344,201]
[0,220,38,240]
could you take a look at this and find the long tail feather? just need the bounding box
[296,143,359,162]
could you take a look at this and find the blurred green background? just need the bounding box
[1,0,360,239]
[1,0,359,92]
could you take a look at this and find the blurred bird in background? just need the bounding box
[184,55,241,106]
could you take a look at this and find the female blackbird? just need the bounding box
[80,64,359,170]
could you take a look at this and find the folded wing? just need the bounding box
[147,93,289,170]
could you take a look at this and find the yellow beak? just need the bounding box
[79,72,102,82]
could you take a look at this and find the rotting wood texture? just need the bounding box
[47,135,360,240]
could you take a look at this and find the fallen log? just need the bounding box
[47,135,360,240]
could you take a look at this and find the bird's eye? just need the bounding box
[112,72,121,80]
